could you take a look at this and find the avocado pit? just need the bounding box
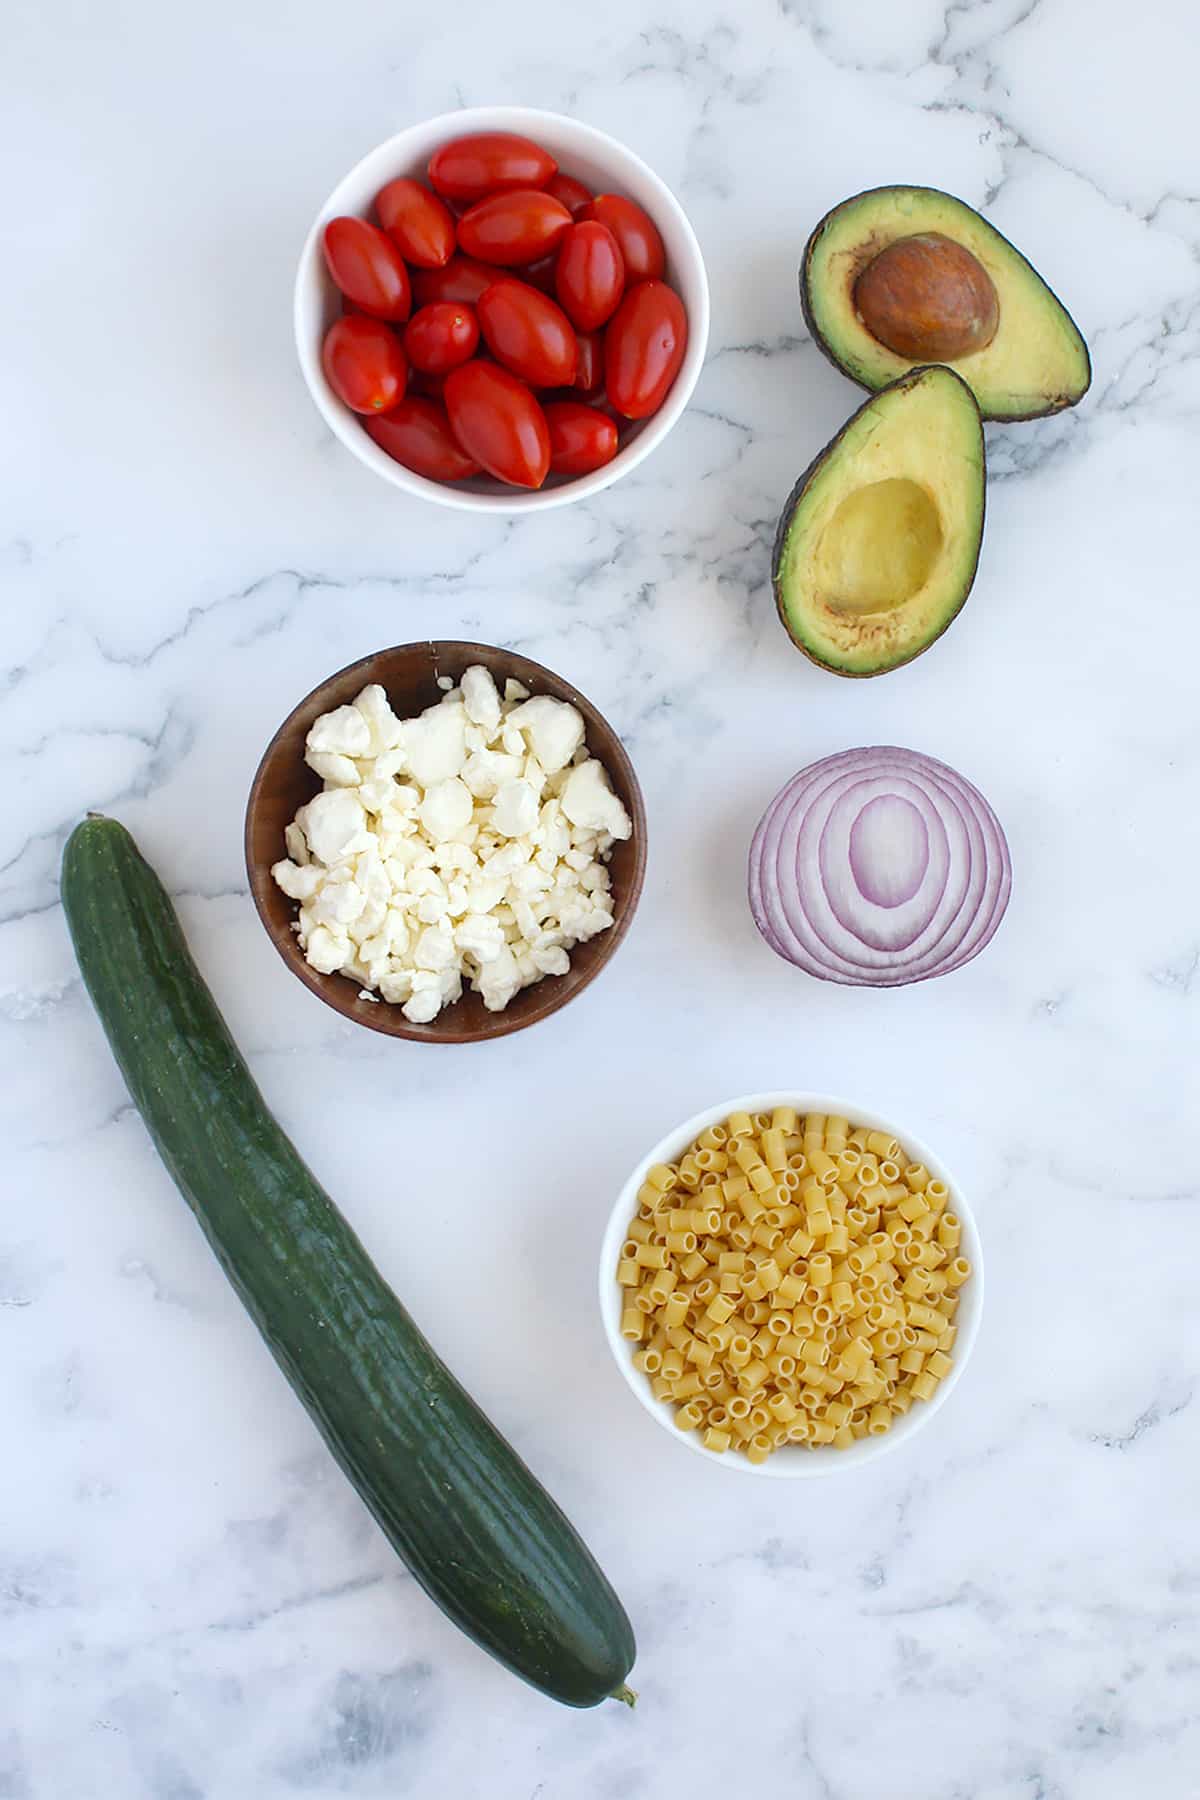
[854,232,999,363]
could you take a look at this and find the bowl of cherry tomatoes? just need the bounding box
[294,106,709,512]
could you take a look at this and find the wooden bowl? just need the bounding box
[245,642,647,1043]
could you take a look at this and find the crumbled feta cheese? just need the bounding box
[485,841,530,879]
[379,967,414,1005]
[479,943,521,1011]
[353,684,404,753]
[455,913,506,963]
[419,777,473,840]
[372,747,409,781]
[271,859,322,901]
[414,925,455,971]
[297,789,371,866]
[461,664,502,732]
[304,924,350,974]
[311,877,367,930]
[402,988,442,1026]
[358,775,399,814]
[462,748,523,800]
[305,749,361,787]
[561,760,632,839]
[507,696,585,773]
[492,780,539,839]
[306,704,371,760]
[400,702,468,786]
[274,677,631,1021]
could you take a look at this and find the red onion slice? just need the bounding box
[748,746,1011,986]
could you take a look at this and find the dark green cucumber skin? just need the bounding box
[61,816,635,1708]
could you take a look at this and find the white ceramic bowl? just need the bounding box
[294,106,710,513]
[599,1092,984,1478]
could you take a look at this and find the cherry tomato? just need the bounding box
[443,361,550,488]
[555,220,625,331]
[519,252,559,295]
[403,301,480,374]
[544,401,619,476]
[572,329,604,394]
[375,178,455,269]
[429,132,556,204]
[457,190,572,267]
[476,280,577,388]
[545,171,593,218]
[364,397,480,481]
[322,217,411,321]
[322,315,408,413]
[605,279,688,419]
[583,194,666,283]
[411,255,500,308]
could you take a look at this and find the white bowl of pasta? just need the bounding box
[598,1092,983,1477]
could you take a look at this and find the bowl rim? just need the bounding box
[293,104,710,514]
[244,639,647,1043]
[598,1090,984,1478]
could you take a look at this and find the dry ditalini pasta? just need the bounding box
[617,1109,971,1461]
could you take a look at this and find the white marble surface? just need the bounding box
[4,1,1199,1794]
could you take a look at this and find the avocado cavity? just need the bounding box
[815,477,944,617]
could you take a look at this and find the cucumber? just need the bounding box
[61,816,636,1709]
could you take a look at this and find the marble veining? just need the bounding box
[3,0,1199,1794]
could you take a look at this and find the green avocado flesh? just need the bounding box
[803,185,1091,421]
[773,365,985,677]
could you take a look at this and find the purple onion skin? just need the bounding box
[747,746,1011,987]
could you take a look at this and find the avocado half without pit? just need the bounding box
[772,365,984,678]
[802,185,1091,421]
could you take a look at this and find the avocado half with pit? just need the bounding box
[802,185,1090,421]
[773,364,984,678]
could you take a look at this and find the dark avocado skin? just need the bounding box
[800,184,1092,423]
[771,366,986,679]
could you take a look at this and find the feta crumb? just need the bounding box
[306,704,371,760]
[414,925,455,971]
[419,777,473,840]
[400,702,468,786]
[379,968,414,1005]
[492,780,539,839]
[353,684,404,753]
[297,789,371,866]
[479,943,522,1011]
[305,749,361,787]
[304,924,350,974]
[271,859,322,902]
[561,760,632,839]
[462,748,523,800]
[507,697,585,772]
[461,664,502,732]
